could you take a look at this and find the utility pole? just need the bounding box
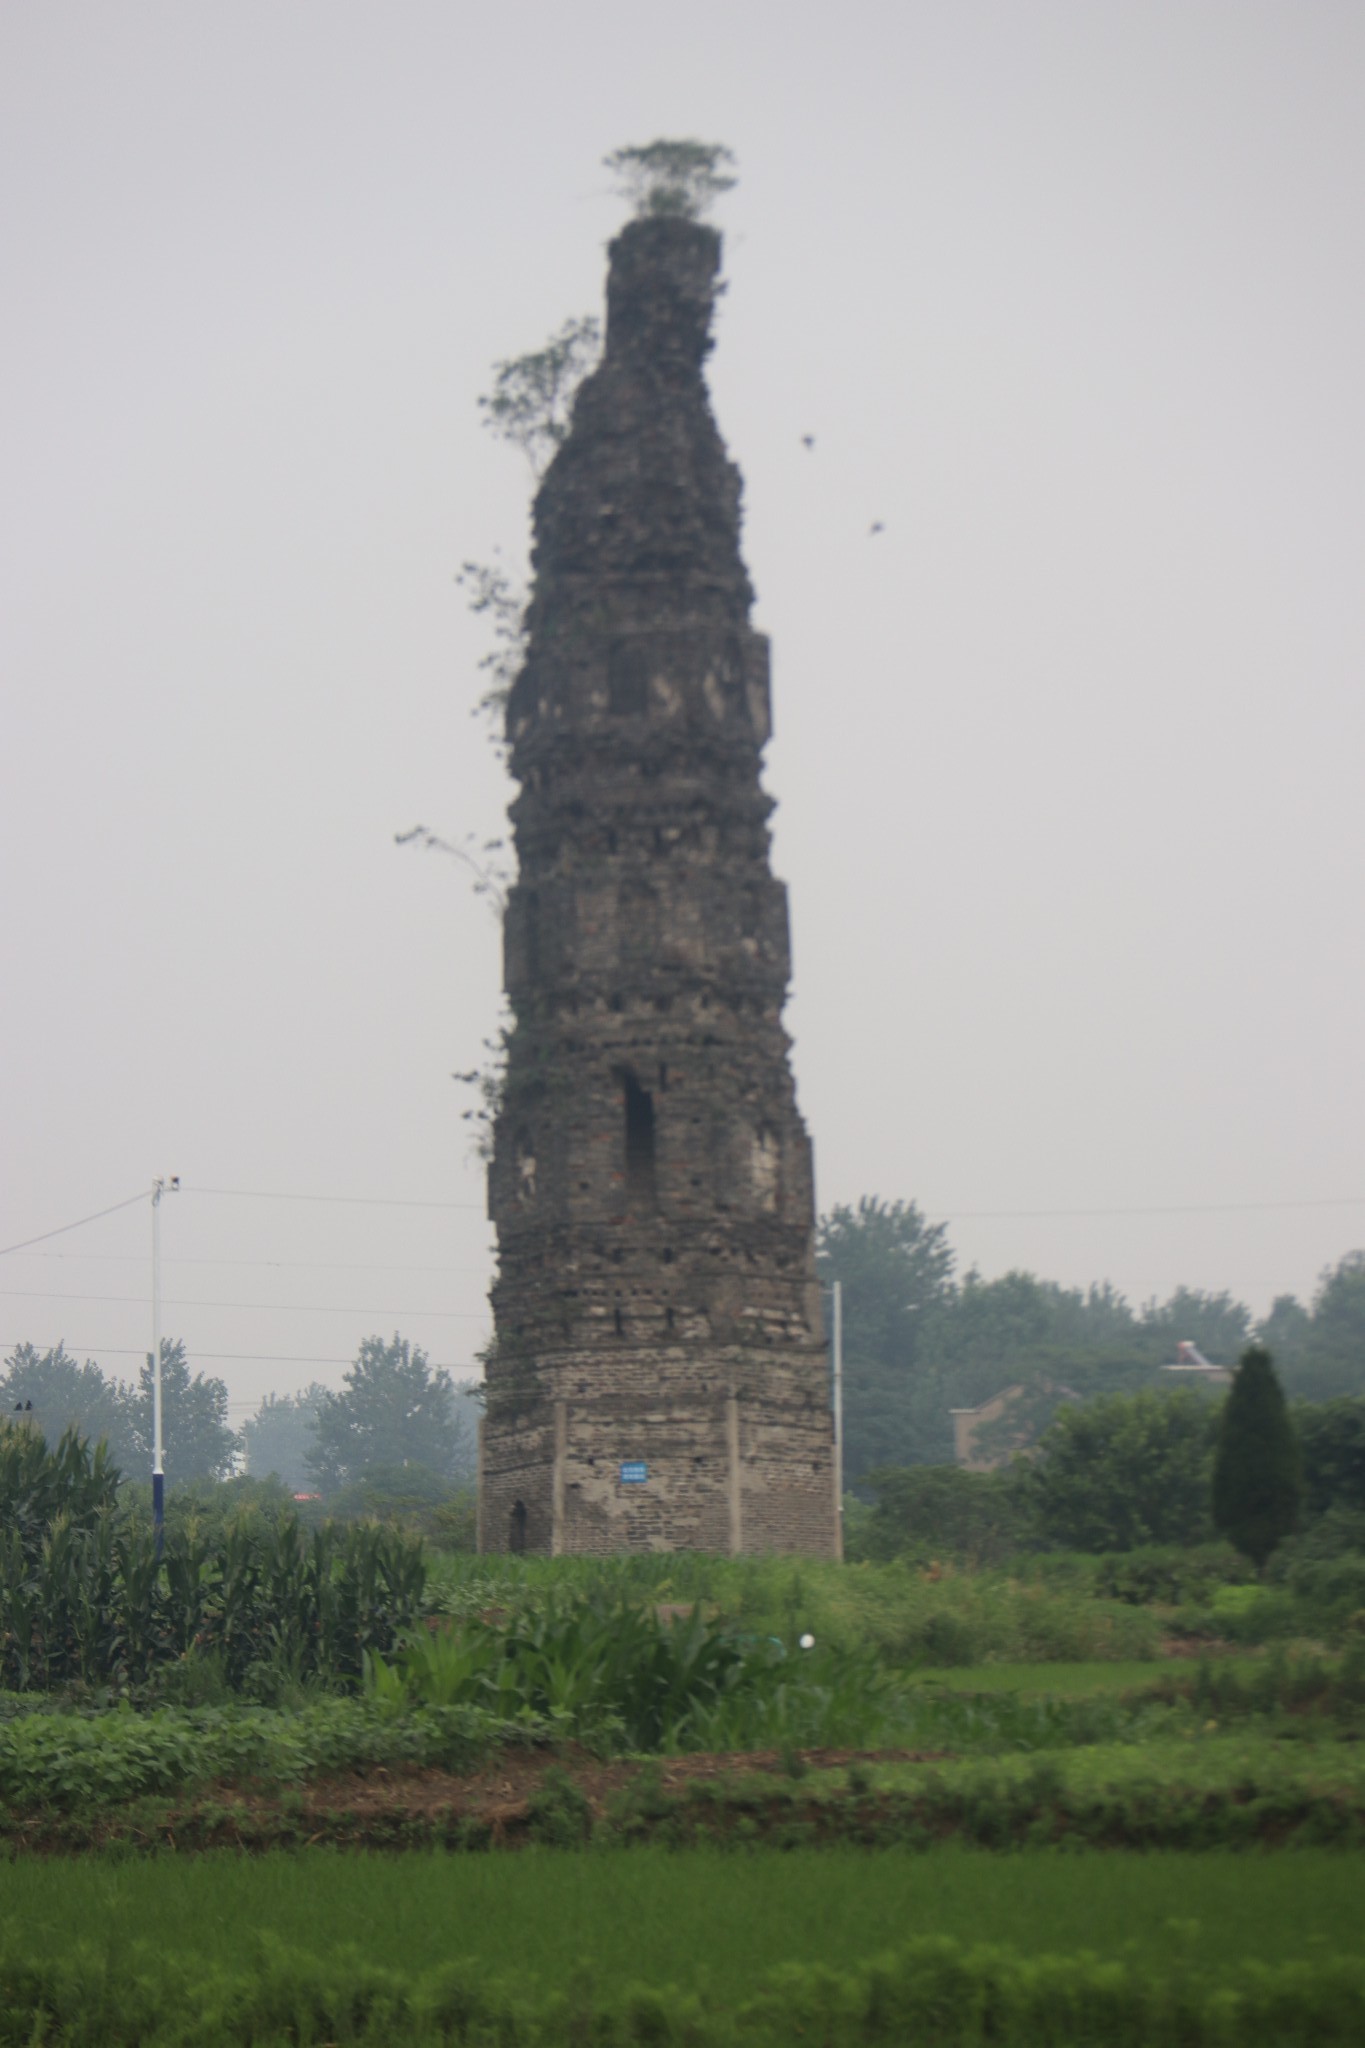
[150,1175,180,1549]
[831,1278,844,1559]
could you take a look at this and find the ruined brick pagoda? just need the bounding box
[479,212,838,1556]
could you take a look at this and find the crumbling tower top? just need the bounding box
[521,216,751,654]
[605,215,720,371]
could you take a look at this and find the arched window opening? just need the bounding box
[515,1131,537,1203]
[622,1068,657,1207]
[509,1500,527,1554]
[751,1125,779,1212]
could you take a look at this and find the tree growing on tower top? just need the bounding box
[1212,1343,1302,1568]
[603,139,737,220]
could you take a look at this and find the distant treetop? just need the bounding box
[604,139,737,221]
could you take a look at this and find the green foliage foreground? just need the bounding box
[426,1550,1165,1669]
[6,1847,1355,1990]
[6,1645,1364,1824]
[369,1592,895,1752]
[0,1697,517,1809]
[1,1426,426,1695]
[1,1852,1363,2044]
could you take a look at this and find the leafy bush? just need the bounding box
[324,1465,476,1547]
[859,1465,1029,1565]
[369,1592,900,1752]
[1271,1554,1365,1640]
[1147,1643,1365,1721]
[1278,1505,1365,1564]
[425,1552,1164,1671]
[1028,1389,1218,1551]
[1295,1398,1365,1519]
[0,1695,516,1809]
[121,1472,301,1541]
[1092,1543,1254,1607]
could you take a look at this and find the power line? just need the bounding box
[929,1197,1365,1222]
[0,1288,484,1318]
[3,1344,482,1368]
[186,1184,483,1211]
[20,1251,485,1277]
[0,1192,146,1260]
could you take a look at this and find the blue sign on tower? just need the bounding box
[619,1461,648,1484]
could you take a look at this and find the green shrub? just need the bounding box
[526,1765,593,1845]
[370,1591,902,1752]
[424,1552,1164,1672]
[915,1610,979,1666]
[1295,1398,1365,1518]
[324,1465,475,1546]
[860,1464,1029,1565]
[1259,1553,1365,1642]
[1278,1505,1365,1563]
[1093,1543,1254,1607]
[0,1695,516,1809]
[1028,1389,1218,1552]
[121,1472,300,1540]
[1213,1346,1303,1568]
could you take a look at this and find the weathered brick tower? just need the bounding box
[479,213,838,1556]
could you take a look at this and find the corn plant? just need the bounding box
[369,1590,905,1752]
[0,1425,428,1695]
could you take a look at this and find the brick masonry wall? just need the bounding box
[481,213,838,1557]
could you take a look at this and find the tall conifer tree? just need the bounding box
[1212,1344,1302,1568]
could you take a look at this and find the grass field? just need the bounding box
[4,1847,1360,1996]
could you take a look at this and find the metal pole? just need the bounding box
[149,1176,179,1549]
[832,1278,844,1552]
[151,1178,164,1549]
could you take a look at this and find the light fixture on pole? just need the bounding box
[150,1175,180,1548]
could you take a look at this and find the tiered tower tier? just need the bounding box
[479,215,838,1556]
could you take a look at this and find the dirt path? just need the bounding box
[2,1746,947,1855]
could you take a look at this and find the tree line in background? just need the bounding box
[1,1341,235,1484]
[0,1334,478,1505]
[816,1197,1365,1482]
[6,1196,1362,1516]
[859,1360,1365,1598]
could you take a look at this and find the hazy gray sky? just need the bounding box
[4,1,1363,1430]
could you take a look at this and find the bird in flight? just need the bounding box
[801,434,815,450]
[869,521,885,536]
